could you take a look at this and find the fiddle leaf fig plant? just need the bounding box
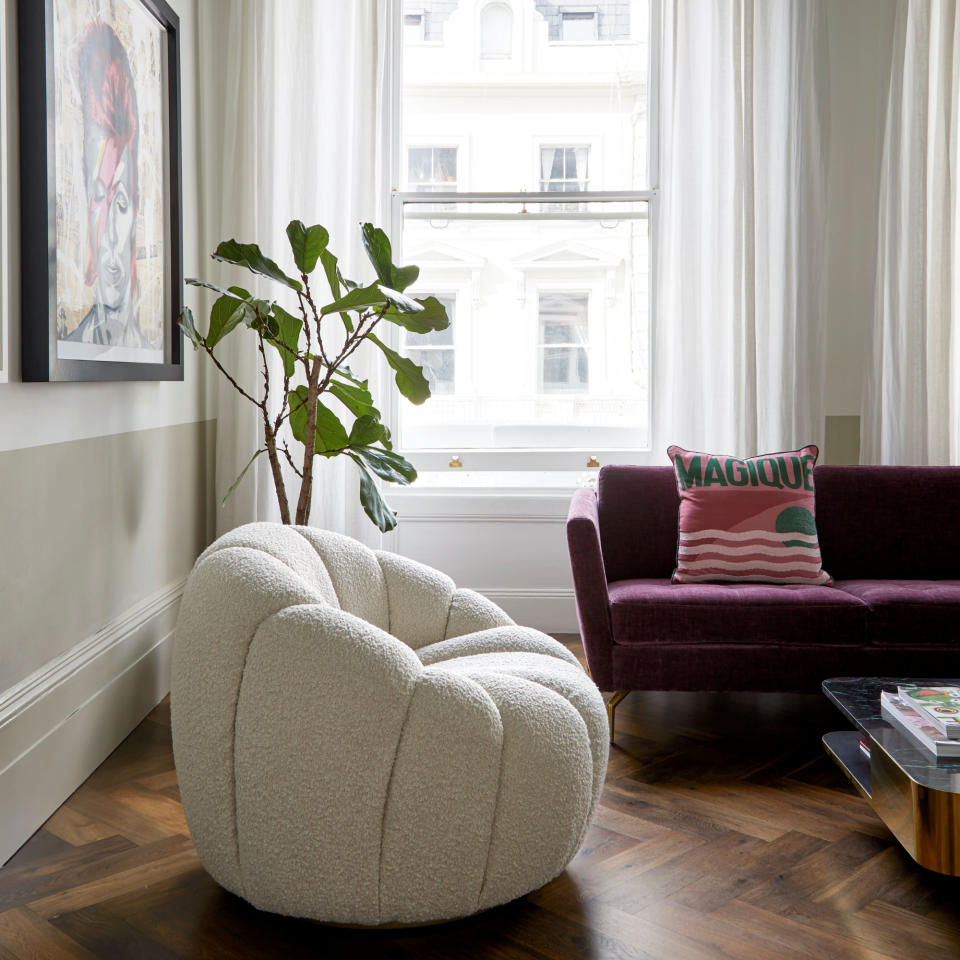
[179,221,448,532]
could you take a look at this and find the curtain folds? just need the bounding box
[862,0,960,465]
[654,0,830,458]
[198,0,389,539]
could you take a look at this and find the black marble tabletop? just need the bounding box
[823,677,960,793]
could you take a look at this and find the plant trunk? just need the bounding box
[295,358,323,526]
[263,424,292,524]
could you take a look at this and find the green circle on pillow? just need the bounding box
[776,506,816,534]
[776,507,816,547]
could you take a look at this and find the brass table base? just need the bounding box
[824,729,960,876]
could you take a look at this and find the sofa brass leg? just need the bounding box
[606,691,629,742]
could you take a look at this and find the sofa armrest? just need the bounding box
[567,488,615,690]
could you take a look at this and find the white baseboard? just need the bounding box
[476,587,577,634]
[0,578,185,865]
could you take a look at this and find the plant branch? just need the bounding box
[295,353,324,525]
[296,288,319,372]
[281,440,304,479]
[200,340,261,408]
[256,320,291,524]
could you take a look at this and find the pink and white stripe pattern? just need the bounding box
[674,529,831,584]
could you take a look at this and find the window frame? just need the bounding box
[536,289,591,395]
[558,8,599,43]
[391,0,661,472]
[405,143,461,193]
[538,144,591,193]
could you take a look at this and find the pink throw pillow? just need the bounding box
[667,444,833,585]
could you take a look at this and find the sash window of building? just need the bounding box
[396,0,656,469]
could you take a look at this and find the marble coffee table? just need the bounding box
[823,677,960,876]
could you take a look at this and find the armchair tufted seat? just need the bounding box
[171,522,608,926]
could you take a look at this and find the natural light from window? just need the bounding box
[398,0,652,462]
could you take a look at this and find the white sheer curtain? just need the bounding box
[198,0,394,541]
[862,0,960,465]
[654,1,830,457]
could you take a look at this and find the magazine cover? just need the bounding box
[880,691,960,758]
[898,686,960,739]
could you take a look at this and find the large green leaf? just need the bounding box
[348,415,386,447]
[178,306,202,349]
[320,283,387,316]
[351,444,417,484]
[269,305,303,377]
[378,285,423,314]
[207,289,250,349]
[348,454,398,532]
[360,222,419,292]
[313,401,350,454]
[288,387,349,455]
[384,295,450,334]
[221,448,266,506]
[213,239,302,291]
[319,248,341,299]
[319,248,353,333]
[331,365,363,385]
[391,264,420,293]
[286,221,329,276]
[186,277,251,300]
[361,222,394,284]
[328,379,378,419]
[368,333,432,405]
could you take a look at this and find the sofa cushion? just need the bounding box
[608,579,867,646]
[834,579,960,646]
[815,467,960,579]
[667,444,832,585]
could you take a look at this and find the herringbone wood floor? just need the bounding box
[2,638,959,959]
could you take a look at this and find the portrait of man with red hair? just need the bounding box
[48,0,169,366]
[66,20,146,346]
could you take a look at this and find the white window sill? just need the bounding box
[395,470,593,495]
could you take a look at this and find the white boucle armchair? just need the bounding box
[171,522,608,926]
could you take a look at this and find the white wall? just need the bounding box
[0,0,211,863]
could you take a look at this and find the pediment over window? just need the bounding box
[512,240,621,271]
[404,243,485,270]
[513,240,622,304]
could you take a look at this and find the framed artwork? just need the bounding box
[18,0,183,381]
[0,0,11,381]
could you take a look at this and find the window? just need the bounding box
[407,146,458,192]
[560,10,598,42]
[540,147,589,192]
[398,0,654,467]
[480,3,513,59]
[539,293,589,392]
[405,296,456,395]
[404,11,425,43]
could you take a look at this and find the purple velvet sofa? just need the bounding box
[567,465,960,726]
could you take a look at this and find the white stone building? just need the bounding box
[399,0,651,456]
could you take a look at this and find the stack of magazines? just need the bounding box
[880,685,960,758]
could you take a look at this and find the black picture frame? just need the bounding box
[18,0,183,382]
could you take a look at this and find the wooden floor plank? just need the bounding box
[28,839,199,920]
[1,637,958,959]
[0,907,99,960]
[0,838,137,913]
[43,808,119,849]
